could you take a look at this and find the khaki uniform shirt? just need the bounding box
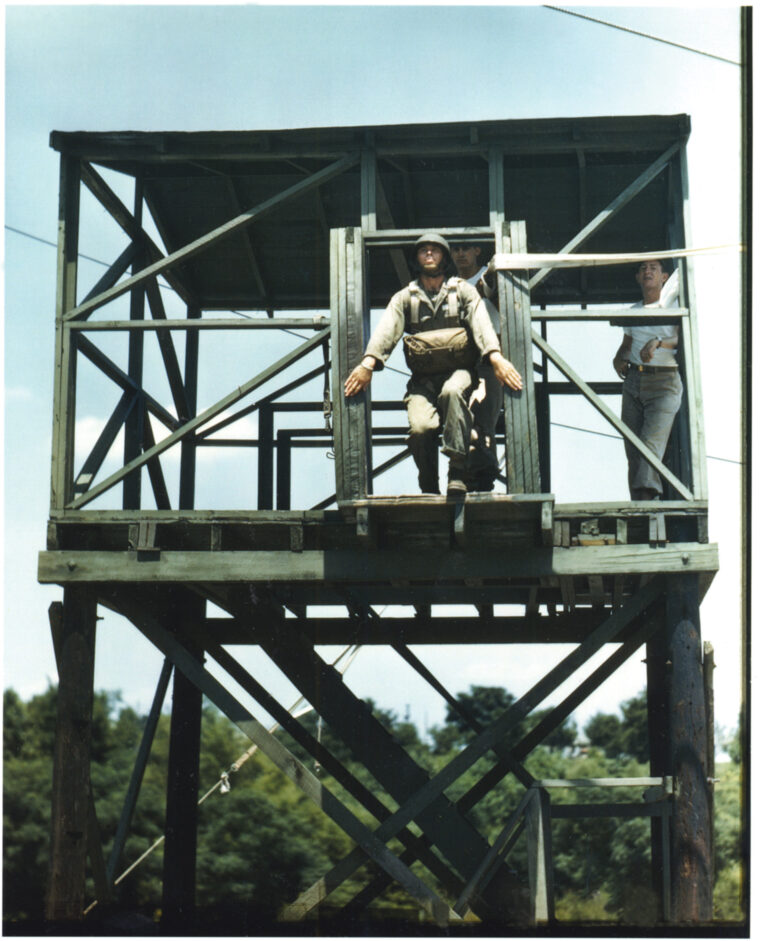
[365,277,500,370]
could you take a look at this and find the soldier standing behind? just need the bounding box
[450,241,503,491]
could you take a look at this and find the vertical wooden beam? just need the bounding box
[161,596,204,930]
[525,789,552,925]
[536,321,552,492]
[497,221,540,493]
[361,147,377,232]
[675,146,708,499]
[488,146,506,230]
[664,572,712,922]
[48,603,111,908]
[646,600,669,918]
[124,176,145,509]
[50,155,81,510]
[276,430,292,510]
[703,641,716,886]
[179,305,200,510]
[45,588,97,921]
[331,227,370,503]
[107,658,173,884]
[257,404,274,510]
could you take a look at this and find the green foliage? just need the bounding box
[583,690,649,762]
[2,683,745,929]
[713,761,743,876]
[554,888,613,921]
[713,862,745,922]
[430,684,576,755]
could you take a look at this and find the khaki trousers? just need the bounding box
[621,368,683,497]
[404,369,475,492]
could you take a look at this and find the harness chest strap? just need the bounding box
[406,279,461,328]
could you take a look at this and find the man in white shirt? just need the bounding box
[450,242,503,491]
[612,259,682,500]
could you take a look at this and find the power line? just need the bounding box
[5,224,111,268]
[543,6,741,67]
[550,420,742,465]
[5,222,742,466]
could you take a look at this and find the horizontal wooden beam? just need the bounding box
[202,612,614,645]
[38,542,719,584]
[551,802,670,819]
[51,116,690,163]
[68,318,331,332]
[45,499,709,524]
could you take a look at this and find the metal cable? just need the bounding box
[543,6,741,66]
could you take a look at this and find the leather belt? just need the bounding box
[633,364,678,374]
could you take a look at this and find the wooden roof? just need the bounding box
[51,115,691,310]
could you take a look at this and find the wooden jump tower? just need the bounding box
[39,116,717,928]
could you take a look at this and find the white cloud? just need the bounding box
[5,385,34,402]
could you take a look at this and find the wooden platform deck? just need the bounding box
[39,497,717,643]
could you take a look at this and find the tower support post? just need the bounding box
[665,572,713,921]
[648,570,713,923]
[161,596,205,929]
[45,587,98,921]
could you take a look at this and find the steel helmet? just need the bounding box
[415,233,451,256]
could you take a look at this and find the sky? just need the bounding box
[3,5,746,763]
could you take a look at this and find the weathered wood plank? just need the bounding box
[46,498,707,524]
[45,588,97,921]
[107,659,173,884]
[37,542,718,585]
[677,144,709,500]
[51,155,81,510]
[665,574,713,921]
[145,278,191,420]
[498,221,540,493]
[525,790,552,925]
[162,603,203,928]
[551,802,671,819]
[331,227,370,503]
[70,317,330,332]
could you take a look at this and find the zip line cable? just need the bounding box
[83,642,363,916]
[5,223,741,465]
[549,420,742,466]
[543,6,742,67]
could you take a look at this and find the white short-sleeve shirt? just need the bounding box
[624,269,680,366]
